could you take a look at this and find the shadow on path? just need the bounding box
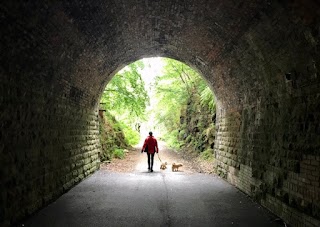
[19,143,284,227]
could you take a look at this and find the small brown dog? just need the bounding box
[160,162,167,170]
[172,163,183,172]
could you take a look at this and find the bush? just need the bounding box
[178,129,186,140]
[99,111,129,162]
[200,149,214,161]
[113,148,125,159]
[99,148,112,162]
[123,127,140,145]
[113,121,140,146]
[185,135,192,143]
[164,129,184,149]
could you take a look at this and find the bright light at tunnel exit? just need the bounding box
[139,57,164,140]
[140,57,164,87]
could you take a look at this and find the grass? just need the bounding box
[200,149,214,161]
[113,148,125,159]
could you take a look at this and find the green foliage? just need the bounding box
[200,87,216,113]
[163,129,184,149]
[185,135,192,143]
[153,58,216,150]
[200,149,214,161]
[101,60,149,124]
[154,59,198,134]
[99,60,151,158]
[99,111,128,162]
[178,129,186,140]
[99,57,216,162]
[113,148,125,159]
[120,123,140,145]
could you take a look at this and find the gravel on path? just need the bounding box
[100,141,208,174]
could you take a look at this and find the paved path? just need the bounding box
[19,144,282,227]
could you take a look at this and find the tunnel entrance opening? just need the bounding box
[98,57,217,168]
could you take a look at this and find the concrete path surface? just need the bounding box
[19,170,282,227]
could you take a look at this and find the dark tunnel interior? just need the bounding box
[1,0,320,226]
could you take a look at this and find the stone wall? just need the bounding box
[215,100,320,226]
[0,75,100,224]
[1,1,104,224]
[214,10,320,223]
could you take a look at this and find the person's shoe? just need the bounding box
[150,169,153,172]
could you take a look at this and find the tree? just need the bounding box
[101,60,150,125]
[152,58,215,147]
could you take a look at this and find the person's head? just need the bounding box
[149,131,153,136]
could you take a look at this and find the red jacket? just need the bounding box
[142,136,159,154]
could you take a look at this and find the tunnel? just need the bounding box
[1,0,320,226]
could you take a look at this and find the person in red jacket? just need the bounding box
[141,131,159,172]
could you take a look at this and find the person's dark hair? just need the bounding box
[149,131,153,136]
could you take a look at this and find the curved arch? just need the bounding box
[1,0,320,226]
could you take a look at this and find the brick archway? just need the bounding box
[1,1,319,226]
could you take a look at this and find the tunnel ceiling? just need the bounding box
[3,0,319,110]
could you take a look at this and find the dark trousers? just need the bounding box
[147,153,155,170]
